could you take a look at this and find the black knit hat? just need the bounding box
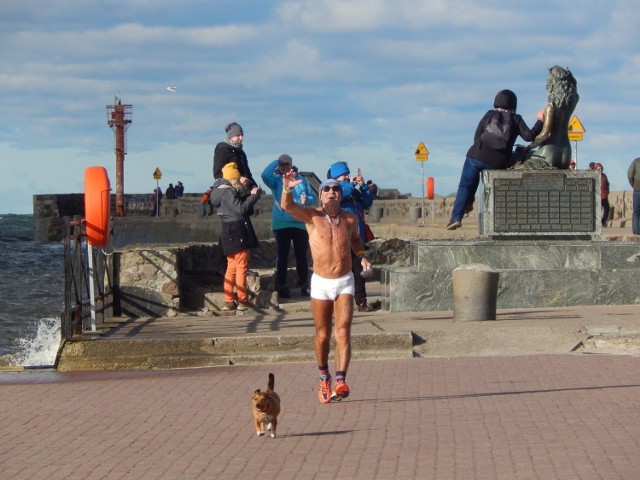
[494,90,517,110]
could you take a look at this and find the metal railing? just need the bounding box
[61,215,114,343]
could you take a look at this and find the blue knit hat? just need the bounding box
[329,162,350,179]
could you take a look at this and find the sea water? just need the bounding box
[0,214,63,367]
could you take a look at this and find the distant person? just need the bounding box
[629,157,640,235]
[569,161,576,170]
[165,183,176,199]
[366,180,379,198]
[175,181,184,197]
[446,90,544,230]
[280,173,372,404]
[210,162,262,311]
[328,161,375,312]
[588,162,596,170]
[199,186,213,218]
[213,122,258,188]
[150,188,162,217]
[261,154,316,298]
[595,163,610,227]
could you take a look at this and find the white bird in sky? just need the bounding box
[166,86,177,92]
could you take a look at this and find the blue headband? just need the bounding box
[319,179,341,191]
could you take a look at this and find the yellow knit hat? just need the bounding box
[222,162,241,180]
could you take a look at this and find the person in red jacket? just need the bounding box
[595,163,610,227]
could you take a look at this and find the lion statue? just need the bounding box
[518,66,579,169]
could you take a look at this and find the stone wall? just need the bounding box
[113,237,412,317]
[33,189,634,242]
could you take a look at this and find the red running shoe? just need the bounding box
[318,378,332,404]
[331,380,350,401]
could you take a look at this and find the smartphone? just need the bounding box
[357,168,362,177]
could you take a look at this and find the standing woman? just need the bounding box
[213,122,258,188]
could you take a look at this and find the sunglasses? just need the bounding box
[322,185,341,193]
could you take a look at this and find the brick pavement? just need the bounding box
[1,354,639,480]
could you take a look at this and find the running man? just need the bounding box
[281,171,372,404]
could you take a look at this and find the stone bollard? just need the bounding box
[369,206,383,223]
[409,206,422,223]
[452,263,499,321]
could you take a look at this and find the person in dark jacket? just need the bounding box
[446,90,544,230]
[627,157,640,235]
[210,162,261,311]
[595,163,610,227]
[328,161,375,312]
[212,122,258,188]
[165,183,176,199]
[150,187,163,217]
[175,181,184,197]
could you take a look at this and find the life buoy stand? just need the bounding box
[84,166,111,247]
[426,177,435,200]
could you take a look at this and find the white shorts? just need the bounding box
[310,272,355,301]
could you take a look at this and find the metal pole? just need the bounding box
[421,162,425,226]
[87,244,97,332]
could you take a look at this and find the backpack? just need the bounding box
[480,111,511,150]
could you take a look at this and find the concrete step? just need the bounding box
[56,332,414,371]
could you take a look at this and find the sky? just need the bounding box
[2,0,640,214]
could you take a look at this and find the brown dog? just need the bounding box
[252,373,281,438]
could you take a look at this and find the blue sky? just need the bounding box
[2,0,640,214]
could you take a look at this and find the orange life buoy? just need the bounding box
[84,166,111,247]
[426,177,435,200]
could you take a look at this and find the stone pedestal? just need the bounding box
[381,239,640,312]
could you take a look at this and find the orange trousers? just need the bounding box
[224,249,249,303]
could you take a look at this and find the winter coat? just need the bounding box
[339,181,373,244]
[600,172,610,200]
[466,111,543,169]
[210,178,259,256]
[627,157,640,191]
[260,159,316,231]
[212,141,257,187]
[466,90,543,169]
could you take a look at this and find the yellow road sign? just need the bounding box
[568,132,584,141]
[568,115,585,134]
[415,141,429,161]
[153,167,162,180]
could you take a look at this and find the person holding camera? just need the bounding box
[328,161,375,312]
[261,154,316,298]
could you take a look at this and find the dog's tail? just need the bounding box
[268,373,275,391]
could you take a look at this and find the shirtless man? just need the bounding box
[281,172,372,404]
